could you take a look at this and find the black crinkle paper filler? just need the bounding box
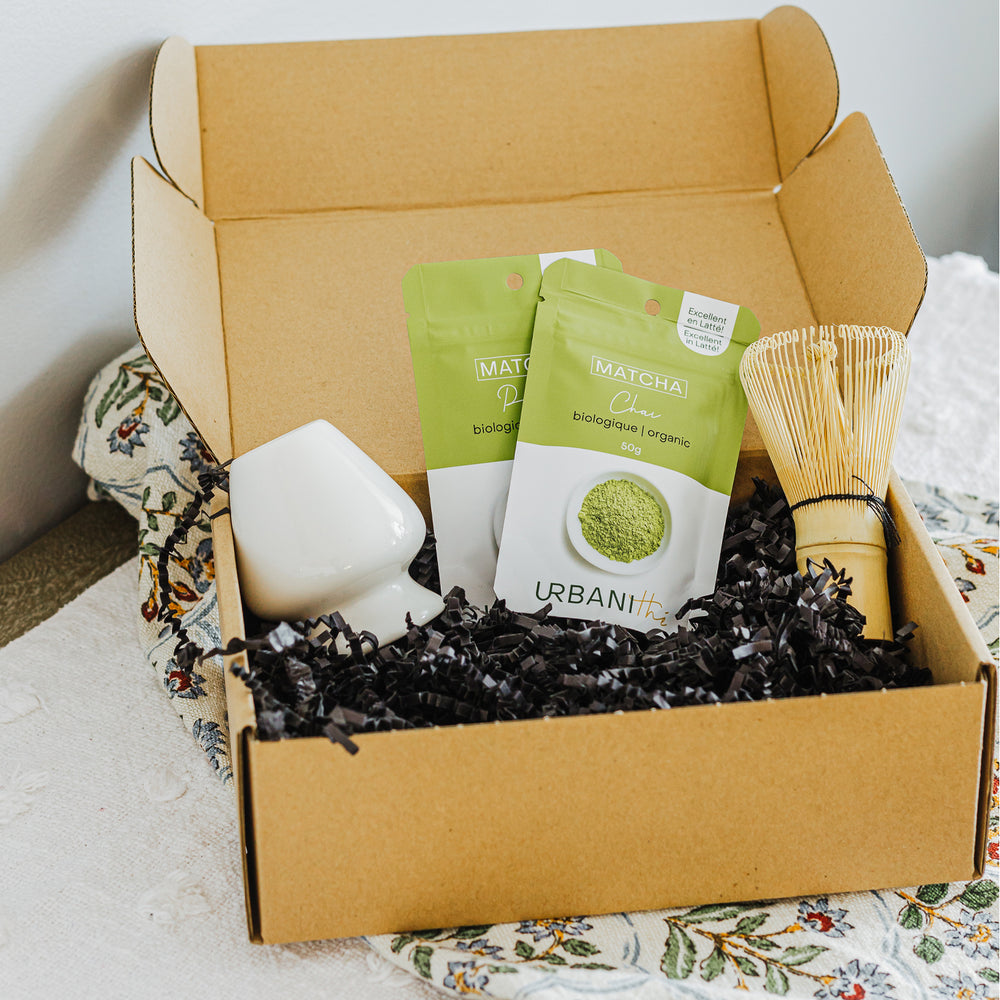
[179,476,931,752]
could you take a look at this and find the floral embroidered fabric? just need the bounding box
[74,348,998,998]
[73,351,229,781]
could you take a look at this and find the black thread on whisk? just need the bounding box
[788,476,901,549]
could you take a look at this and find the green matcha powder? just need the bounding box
[578,478,665,562]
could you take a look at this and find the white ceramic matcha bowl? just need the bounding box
[228,419,443,645]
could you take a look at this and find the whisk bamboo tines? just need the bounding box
[739,325,911,640]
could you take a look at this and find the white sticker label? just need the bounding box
[538,248,597,271]
[678,292,740,356]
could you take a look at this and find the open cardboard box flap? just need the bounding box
[131,6,995,944]
[134,5,927,476]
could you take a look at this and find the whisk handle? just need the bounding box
[792,502,893,641]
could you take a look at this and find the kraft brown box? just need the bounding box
[131,7,997,944]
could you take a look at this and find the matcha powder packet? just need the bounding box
[404,250,621,606]
[494,258,760,631]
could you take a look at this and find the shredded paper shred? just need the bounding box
[175,478,929,754]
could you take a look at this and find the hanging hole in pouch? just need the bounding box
[506,273,523,290]
[645,299,661,316]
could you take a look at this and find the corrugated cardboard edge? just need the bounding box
[889,472,992,682]
[777,111,927,334]
[149,36,204,209]
[889,472,997,877]
[758,5,839,181]
[131,157,232,463]
[211,498,262,941]
[976,658,998,876]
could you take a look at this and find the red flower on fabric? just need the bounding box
[818,959,891,999]
[168,670,192,692]
[965,555,985,575]
[141,596,158,621]
[164,668,207,700]
[798,897,852,937]
[989,840,998,862]
[805,910,835,932]
[108,417,150,457]
[171,581,198,602]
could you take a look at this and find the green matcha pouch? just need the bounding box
[404,250,621,606]
[494,258,760,630]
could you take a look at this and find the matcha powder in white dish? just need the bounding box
[578,478,664,562]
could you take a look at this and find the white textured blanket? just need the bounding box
[895,253,999,499]
[0,558,438,998]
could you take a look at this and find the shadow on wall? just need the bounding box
[0,45,158,560]
[914,109,1000,272]
[0,45,156,271]
[0,331,139,562]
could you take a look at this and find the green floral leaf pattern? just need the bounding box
[735,913,769,935]
[701,947,725,981]
[452,925,493,939]
[561,939,599,956]
[765,962,791,995]
[94,367,129,427]
[914,935,944,963]
[916,883,950,904]
[412,945,433,979]
[899,902,924,929]
[115,380,148,411]
[958,880,999,910]
[681,902,759,923]
[157,396,181,425]
[661,923,696,979]
[391,933,416,954]
[778,944,828,966]
[732,953,760,977]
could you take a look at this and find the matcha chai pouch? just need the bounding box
[494,258,760,630]
[404,250,622,605]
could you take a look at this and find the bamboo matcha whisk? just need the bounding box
[739,325,910,640]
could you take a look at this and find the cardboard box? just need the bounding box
[131,7,996,944]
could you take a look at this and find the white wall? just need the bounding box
[1,0,996,561]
